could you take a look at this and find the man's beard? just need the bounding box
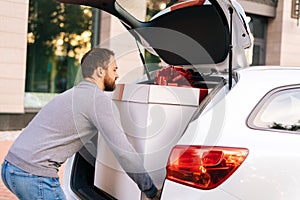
[104,74,116,91]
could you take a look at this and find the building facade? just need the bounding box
[0,0,300,130]
[0,0,29,130]
[239,0,300,66]
[0,0,28,113]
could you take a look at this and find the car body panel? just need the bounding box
[168,66,300,199]
[161,180,239,199]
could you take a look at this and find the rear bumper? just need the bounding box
[161,180,239,200]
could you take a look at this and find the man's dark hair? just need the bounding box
[81,48,115,78]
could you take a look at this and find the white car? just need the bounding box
[56,0,300,199]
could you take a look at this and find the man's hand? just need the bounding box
[146,189,162,200]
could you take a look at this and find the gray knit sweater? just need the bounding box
[5,80,157,198]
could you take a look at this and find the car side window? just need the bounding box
[248,85,300,133]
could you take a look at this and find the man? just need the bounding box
[1,48,160,200]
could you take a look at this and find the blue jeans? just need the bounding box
[1,160,66,200]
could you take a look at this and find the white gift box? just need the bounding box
[94,83,209,199]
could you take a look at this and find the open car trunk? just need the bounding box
[57,0,252,199]
[70,74,226,200]
[94,76,226,199]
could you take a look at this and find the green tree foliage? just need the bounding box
[28,0,91,55]
[27,0,92,92]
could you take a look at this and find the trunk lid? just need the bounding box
[56,0,251,71]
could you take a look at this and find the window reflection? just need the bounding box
[252,88,300,132]
[26,0,92,93]
[269,121,300,132]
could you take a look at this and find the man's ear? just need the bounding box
[97,67,104,78]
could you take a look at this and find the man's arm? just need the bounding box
[92,93,158,198]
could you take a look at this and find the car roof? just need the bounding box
[238,66,300,72]
[236,66,300,90]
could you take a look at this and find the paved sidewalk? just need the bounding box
[0,131,20,200]
[0,131,65,200]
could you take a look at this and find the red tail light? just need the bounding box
[166,145,248,190]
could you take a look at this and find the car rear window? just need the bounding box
[248,85,300,133]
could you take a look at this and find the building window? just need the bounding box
[247,14,267,66]
[26,0,93,93]
[248,85,300,133]
[292,0,300,19]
